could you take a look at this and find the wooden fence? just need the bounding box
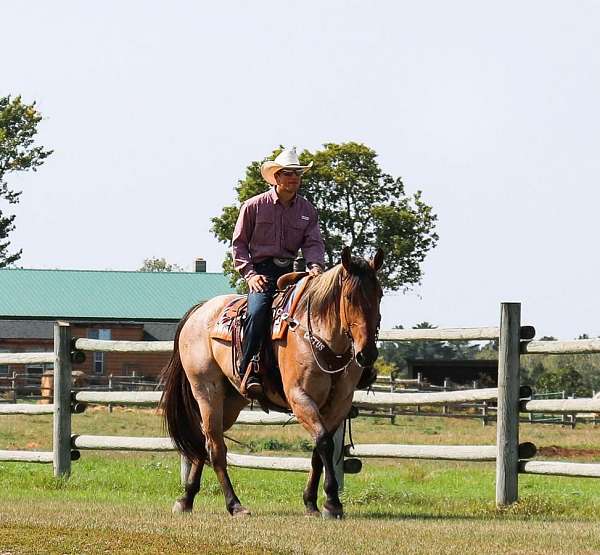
[3,304,600,506]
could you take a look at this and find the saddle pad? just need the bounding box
[210,296,247,341]
[209,276,311,343]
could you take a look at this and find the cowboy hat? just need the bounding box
[260,147,313,186]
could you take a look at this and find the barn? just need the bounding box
[407,359,499,387]
[0,260,235,384]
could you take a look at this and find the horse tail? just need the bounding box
[160,303,206,463]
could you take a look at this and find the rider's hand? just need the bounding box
[308,264,323,277]
[247,274,268,292]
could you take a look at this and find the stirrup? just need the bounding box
[240,356,263,399]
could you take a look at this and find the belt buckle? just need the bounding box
[273,257,292,268]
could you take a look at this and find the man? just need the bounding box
[232,147,326,398]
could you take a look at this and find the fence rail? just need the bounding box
[353,388,499,407]
[521,339,600,355]
[74,338,173,353]
[379,325,535,342]
[0,404,54,415]
[0,353,53,364]
[519,461,600,478]
[521,398,600,413]
[0,450,54,463]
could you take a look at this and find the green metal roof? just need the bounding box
[0,268,236,321]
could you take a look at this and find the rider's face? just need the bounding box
[275,169,302,196]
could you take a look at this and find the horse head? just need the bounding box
[340,246,384,368]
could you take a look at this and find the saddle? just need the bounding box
[210,272,310,344]
[209,272,311,406]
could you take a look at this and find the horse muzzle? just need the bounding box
[355,344,379,368]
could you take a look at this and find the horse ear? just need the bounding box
[341,246,352,272]
[371,248,385,272]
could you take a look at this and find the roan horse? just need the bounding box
[161,246,384,518]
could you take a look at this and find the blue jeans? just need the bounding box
[239,260,289,378]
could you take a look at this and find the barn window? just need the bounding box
[88,329,111,374]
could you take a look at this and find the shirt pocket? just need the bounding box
[285,218,309,252]
[252,214,275,246]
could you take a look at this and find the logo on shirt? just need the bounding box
[301,215,309,221]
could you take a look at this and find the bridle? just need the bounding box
[305,295,355,374]
[302,274,381,375]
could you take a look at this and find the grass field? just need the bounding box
[2,407,600,554]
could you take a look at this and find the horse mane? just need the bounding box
[298,258,376,330]
[298,265,344,330]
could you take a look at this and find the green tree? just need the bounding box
[519,334,600,395]
[536,367,586,397]
[211,142,438,291]
[0,96,52,267]
[138,257,183,272]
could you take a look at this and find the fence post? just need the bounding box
[108,374,113,414]
[180,455,192,486]
[388,375,395,424]
[443,378,449,415]
[11,370,17,403]
[496,302,521,506]
[53,321,73,477]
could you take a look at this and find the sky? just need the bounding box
[3,1,600,339]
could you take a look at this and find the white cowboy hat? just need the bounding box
[260,147,313,186]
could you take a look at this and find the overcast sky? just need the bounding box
[3,1,600,339]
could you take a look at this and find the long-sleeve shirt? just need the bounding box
[232,187,326,280]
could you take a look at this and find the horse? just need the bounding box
[160,246,384,518]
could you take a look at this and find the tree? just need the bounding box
[536,367,586,397]
[138,257,183,272]
[519,334,600,395]
[0,96,52,267]
[211,142,438,291]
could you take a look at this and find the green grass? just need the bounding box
[2,407,600,553]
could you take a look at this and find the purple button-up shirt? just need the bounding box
[232,187,326,279]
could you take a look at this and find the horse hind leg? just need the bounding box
[172,454,206,513]
[195,391,250,517]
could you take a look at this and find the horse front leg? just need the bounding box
[303,447,323,516]
[315,432,343,519]
[288,387,343,519]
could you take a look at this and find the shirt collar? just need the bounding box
[269,186,297,206]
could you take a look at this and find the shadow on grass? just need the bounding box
[348,495,591,523]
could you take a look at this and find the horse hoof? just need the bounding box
[172,500,192,514]
[321,507,343,520]
[305,509,321,518]
[232,506,251,517]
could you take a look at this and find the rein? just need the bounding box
[304,295,355,374]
